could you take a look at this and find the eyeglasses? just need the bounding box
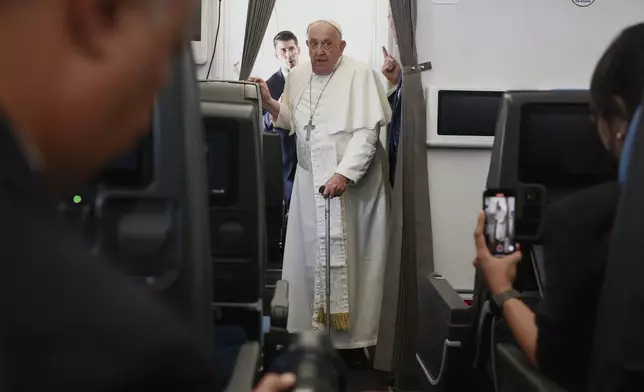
[307,40,334,51]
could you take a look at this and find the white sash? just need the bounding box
[308,131,350,332]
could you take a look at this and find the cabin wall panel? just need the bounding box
[418,0,644,290]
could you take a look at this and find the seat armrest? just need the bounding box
[271,280,289,329]
[496,342,568,392]
[417,273,471,387]
[428,273,471,317]
[223,342,261,392]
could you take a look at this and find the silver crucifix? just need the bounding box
[304,119,316,141]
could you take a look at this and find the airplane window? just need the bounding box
[438,90,503,137]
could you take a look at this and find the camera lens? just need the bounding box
[525,192,540,203]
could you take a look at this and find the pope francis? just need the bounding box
[249,19,391,350]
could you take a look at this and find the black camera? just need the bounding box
[283,332,347,392]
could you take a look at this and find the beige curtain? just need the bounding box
[374,0,434,388]
[238,0,276,81]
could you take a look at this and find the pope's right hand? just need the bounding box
[248,77,271,103]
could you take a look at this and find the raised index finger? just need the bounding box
[382,46,389,58]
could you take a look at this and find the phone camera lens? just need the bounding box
[525,192,539,203]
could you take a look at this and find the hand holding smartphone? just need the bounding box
[483,189,517,255]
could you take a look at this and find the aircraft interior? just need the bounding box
[51,1,644,392]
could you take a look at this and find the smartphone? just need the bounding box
[483,189,517,255]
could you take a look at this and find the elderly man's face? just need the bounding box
[306,22,346,75]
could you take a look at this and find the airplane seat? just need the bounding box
[63,47,264,391]
[258,131,290,369]
[89,46,215,351]
[261,132,287,314]
[618,105,643,185]
[587,99,644,391]
[418,90,616,392]
[495,343,568,392]
[198,80,291,376]
[199,80,266,345]
[417,273,479,392]
[479,90,618,392]
[483,90,620,392]
[262,132,285,266]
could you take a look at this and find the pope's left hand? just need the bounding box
[322,174,349,199]
[473,211,522,295]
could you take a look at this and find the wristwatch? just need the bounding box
[492,288,521,308]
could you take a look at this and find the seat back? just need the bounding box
[496,343,569,392]
[470,90,617,389]
[618,105,643,184]
[262,132,285,266]
[487,90,616,240]
[261,132,285,317]
[86,47,214,351]
[483,91,616,292]
[588,103,644,391]
[199,80,266,342]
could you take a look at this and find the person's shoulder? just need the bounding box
[341,56,372,75]
[340,57,382,89]
[551,181,620,215]
[285,63,310,86]
[0,189,190,340]
[266,70,282,84]
[543,181,620,234]
[0,194,214,386]
[341,55,367,68]
[290,62,309,77]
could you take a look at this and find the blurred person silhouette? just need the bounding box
[0,1,295,391]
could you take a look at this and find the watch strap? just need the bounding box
[492,289,521,308]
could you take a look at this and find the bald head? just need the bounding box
[0,0,195,191]
[306,20,346,75]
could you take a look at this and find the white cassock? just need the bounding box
[494,200,508,242]
[273,55,392,349]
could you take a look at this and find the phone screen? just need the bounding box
[483,190,517,255]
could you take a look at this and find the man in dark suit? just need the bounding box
[0,2,294,391]
[263,30,300,209]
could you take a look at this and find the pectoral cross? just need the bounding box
[304,119,316,141]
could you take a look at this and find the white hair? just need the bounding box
[306,19,343,40]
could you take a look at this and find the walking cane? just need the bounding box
[318,186,332,339]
